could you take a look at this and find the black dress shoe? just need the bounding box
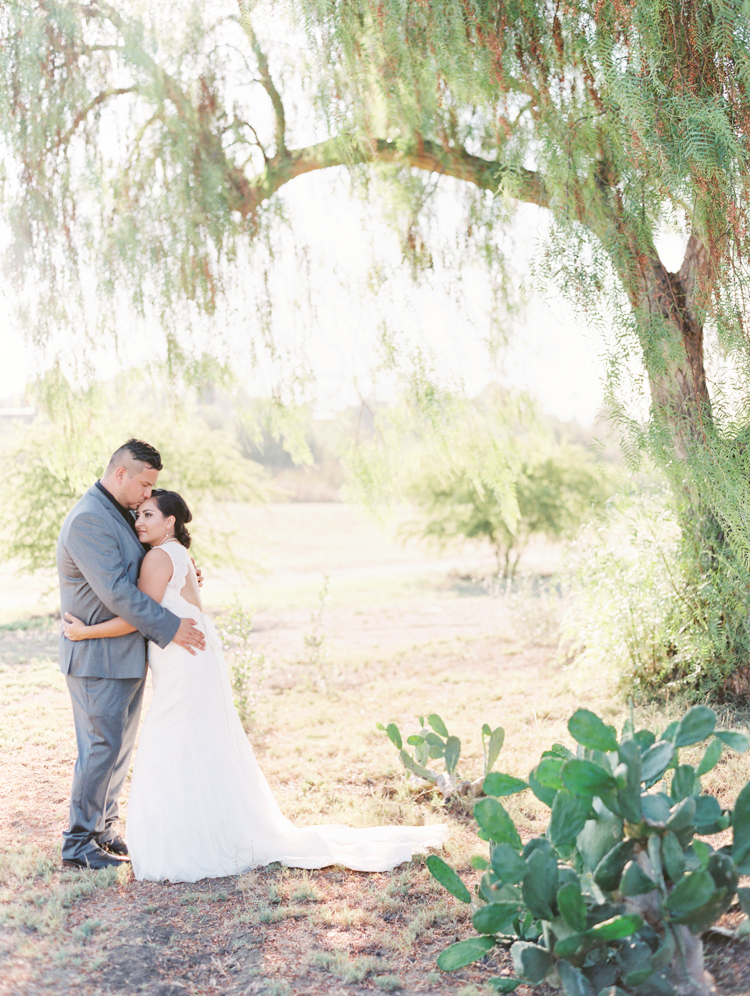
[62,844,127,871]
[97,835,129,857]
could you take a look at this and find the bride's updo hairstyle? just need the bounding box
[150,489,192,549]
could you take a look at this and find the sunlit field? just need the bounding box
[2,503,750,996]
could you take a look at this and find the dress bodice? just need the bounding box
[154,541,199,619]
[159,540,191,596]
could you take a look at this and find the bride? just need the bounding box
[62,489,447,882]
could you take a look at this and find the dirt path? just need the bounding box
[1,866,542,996]
[2,609,750,995]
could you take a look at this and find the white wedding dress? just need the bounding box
[127,541,447,882]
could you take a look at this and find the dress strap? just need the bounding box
[157,540,190,593]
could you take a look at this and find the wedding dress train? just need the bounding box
[126,542,447,882]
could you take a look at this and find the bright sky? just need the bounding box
[255,174,610,423]
[0,169,614,424]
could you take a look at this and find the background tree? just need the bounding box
[0,369,267,573]
[4,1,750,693]
[404,412,608,578]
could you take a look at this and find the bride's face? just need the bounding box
[135,498,174,545]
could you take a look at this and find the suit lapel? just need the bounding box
[88,485,145,557]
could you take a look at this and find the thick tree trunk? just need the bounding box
[609,231,750,694]
[615,235,725,557]
[624,234,712,461]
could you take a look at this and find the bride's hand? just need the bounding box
[62,612,88,641]
[192,558,204,588]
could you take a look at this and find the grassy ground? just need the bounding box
[1,503,750,995]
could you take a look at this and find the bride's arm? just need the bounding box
[62,613,137,641]
[61,549,174,642]
[136,547,173,603]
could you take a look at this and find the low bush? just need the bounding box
[561,489,750,701]
[427,704,750,996]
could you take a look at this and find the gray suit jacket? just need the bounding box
[57,484,181,679]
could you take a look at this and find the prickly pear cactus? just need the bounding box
[377,713,504,799]
[427,705,750,996]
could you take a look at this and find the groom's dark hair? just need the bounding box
[107,438,163,473]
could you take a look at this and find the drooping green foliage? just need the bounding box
[6,0,750,405]
[5,2,750,692]
[428,704,750,996]
[0,0,256,346]
[301,0,750,311]
[563,486,750,700]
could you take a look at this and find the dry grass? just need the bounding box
[2,504,750,995]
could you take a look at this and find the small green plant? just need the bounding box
[218,601,268,730]
[304,572,330,669]
[373,975,405,991]
[72,918,104,940]
[377,714,505,801]
[427,704,750,996]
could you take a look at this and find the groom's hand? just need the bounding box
[173,618,206,655]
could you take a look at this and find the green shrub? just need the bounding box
[345,387,608,579]
[562,489,750,701]
[427,705,750,996]
[0,370,267,574]
[406,444,608,578]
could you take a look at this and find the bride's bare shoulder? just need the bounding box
[140,546,174,577]
[142,545,172,562]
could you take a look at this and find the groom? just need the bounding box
[57,438,206,869]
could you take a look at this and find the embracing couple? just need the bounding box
[57,439,446,882]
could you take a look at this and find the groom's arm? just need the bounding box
[65,512,180,649]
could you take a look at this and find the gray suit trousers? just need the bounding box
[62,674,145,861]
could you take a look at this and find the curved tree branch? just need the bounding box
[46,86,137,156]
[44,7,545,227]
[234,135,549,216]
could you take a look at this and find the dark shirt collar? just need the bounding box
[95,480,139,535]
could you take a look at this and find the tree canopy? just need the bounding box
[4,1,750,435]
[5,0,750,692]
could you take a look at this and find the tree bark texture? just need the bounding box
[628,235,712,460]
